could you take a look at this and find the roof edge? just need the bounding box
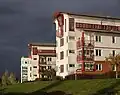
[53,11,120,20]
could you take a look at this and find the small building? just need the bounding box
[28,43,56,79]
[21,43,56,83]
[21,56,33,83]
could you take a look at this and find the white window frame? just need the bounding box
[96,64,102,71]
[112,50,115,56]
[95,49,102,56]
[112,36,116,43]
[95,35,101,42]
[112,64,116,71]
[69,50,75,54]
[85,63,94,71]
[69,36,75,40]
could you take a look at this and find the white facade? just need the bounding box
[54,12,120,78]
[21,43,56,83]
[21,57,33,83]
[29,43,56,78]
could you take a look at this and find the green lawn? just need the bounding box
[1,79,120,95]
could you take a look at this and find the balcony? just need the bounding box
[56,31,63,38]
[77,54,94,63]
[76,40,94,50]
[39,61,47,65]
[84,55,94,62]
[77,55,82,62]
[84,63,95,71]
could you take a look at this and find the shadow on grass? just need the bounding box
[90,79,120,95]
[0,80,72,95]
[0,88,6,94]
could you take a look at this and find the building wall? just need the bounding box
[21,43,56,82]
[55,12,120,78]
[21,57,33,83]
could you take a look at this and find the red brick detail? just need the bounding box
[38,50,56,53]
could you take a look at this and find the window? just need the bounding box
[112,36,115,43]
[33,58,37,60]
[69,64,75,67]
[95,35,101,42]
[48,66,52,69]
[96,36,98,42]
[30,67,32,71]
[69,18,74,31]
[85,63,94,71]
[33,47,38,55]
[112,50,115,56]
[49,58,52,61]
[69,36,75,40]
[40,57,45,63]
[69,50,75,54]
[30,73,32,77]
[60,38,64,46]
[96,64,102,71]
[34,75,37,77]
[48,58,52,61]
[60,65,64,73]
[65,19,66,32]
[22,67,28,69]
[96,49,101,56]
[33,66,37,68]
[112,64,116,71]
[60,51,64,60]
[25,61,27,64]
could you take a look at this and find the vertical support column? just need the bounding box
[38,55,40,79]
[81,32,85,72]
[93,63,96,71]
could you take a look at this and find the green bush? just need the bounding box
[54,76,64,80]
[65,71,120,80]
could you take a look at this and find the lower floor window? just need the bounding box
[60,65,64,73]
[69,64,75,67]
[34,74,37,77]
[48,66,52,69]
[85,63,94,71]
[96,64,102,71]
[112,64,116,71]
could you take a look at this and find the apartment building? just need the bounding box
[21,43,56,83]
[54,12,120,78]
[21,56,33,83]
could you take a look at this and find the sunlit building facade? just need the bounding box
[54,12,120,78]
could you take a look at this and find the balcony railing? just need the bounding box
[77,55,94,63]
[76,40,94,49]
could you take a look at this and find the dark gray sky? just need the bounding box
[0,0,120,78]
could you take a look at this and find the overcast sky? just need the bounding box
[0,0,120,78]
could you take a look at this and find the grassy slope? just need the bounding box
[0,79,120,95]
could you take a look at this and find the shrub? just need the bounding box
[35,78,51,81]
[65,71,120,80]
[54,76,64,80]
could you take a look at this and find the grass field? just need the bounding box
[0,79,120,95]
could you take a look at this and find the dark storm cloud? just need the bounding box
[0,0,120,78]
